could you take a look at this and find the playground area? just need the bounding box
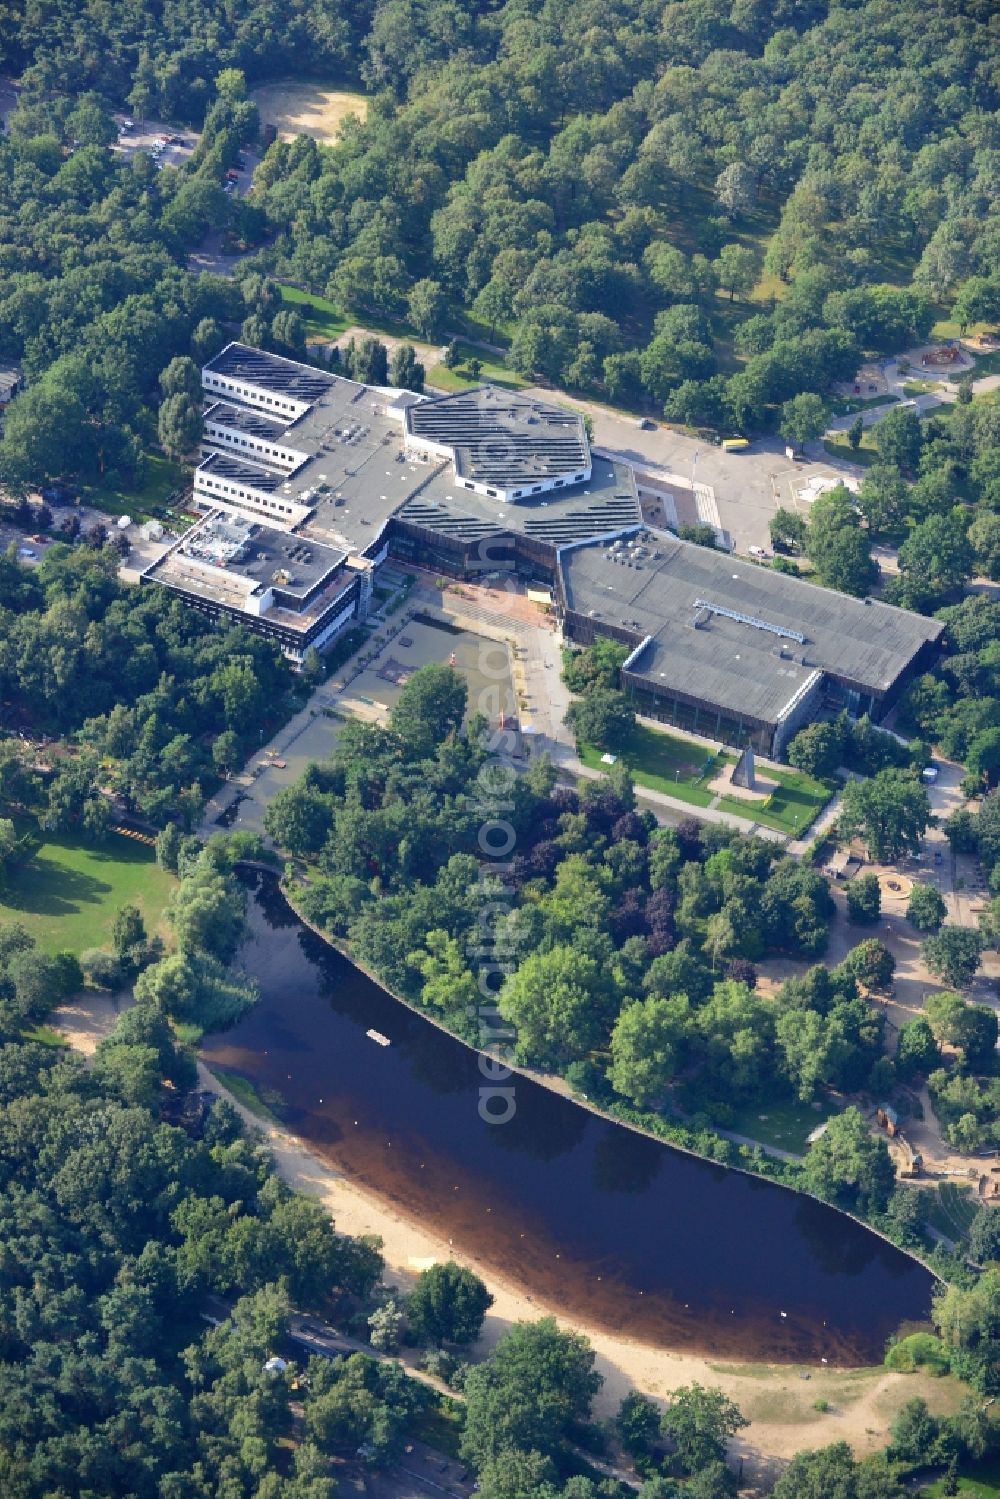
[836,361,892,399]
[911,340,975,373]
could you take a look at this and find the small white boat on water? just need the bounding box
[366,1028,391,1047]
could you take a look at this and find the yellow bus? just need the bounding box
[721,436,750,452]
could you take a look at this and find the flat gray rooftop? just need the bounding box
[199,353,642,553]
[174,514,345,600]
[395,451,639,546]
[559,530,943,725]
[204,399,641,555]
[406,387,589,488]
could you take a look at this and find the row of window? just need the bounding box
[207,425,294,466]
[204,373,299,416]
[461,473,588,500]
[198,476,295,516]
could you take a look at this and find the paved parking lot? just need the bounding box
[522,387,847,555]
[111,116,197,173]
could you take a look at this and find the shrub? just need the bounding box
[885,1332,950,1375]
[80,947,124,990]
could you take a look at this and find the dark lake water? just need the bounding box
[201,878,936,1364]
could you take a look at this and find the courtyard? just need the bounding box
[207,604,518,838]
[577,721,833,837]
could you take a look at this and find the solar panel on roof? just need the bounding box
[206,343,337,403]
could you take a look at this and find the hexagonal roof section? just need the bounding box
[404,385,591,500]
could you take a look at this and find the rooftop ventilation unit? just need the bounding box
[693,598,806,645]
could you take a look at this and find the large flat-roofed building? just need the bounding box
[146,344,943,753]
[142,510,368,662]
[193,344,640,573]
[557,531,943,756]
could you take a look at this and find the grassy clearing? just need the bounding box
[278,285,351,342]
[927,1182,979,1243]
[20,1023,69,1047]
[251,80,368,144]
[829,393,899,415]
[923,1458,1000,1496]
[579,722,724,809]
[426,342,528,392]
[824,434,878,467]
[717,763,833,838]
[968,348,1000,377]
[208,1067,284,1125]
[83,454,189,524]
[459,309,516,347]
[407,1395,465,1458]
[724,1096,837,1154]
[702,1362,967,1437]
[869,1370,970,1426]
[0,819,175,954]
[578,723,831,834]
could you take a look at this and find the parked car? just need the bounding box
[749,544,771,559]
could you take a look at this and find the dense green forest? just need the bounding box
[269,665,1000,1267]
[243,0,1000,421]
[0,1,362,120]
[0,847,994,1497]
[0,545,294,828]
[0,0,997,453]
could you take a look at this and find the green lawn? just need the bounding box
[407,1395,465,1459]
[968,348,1000,377]
[829,393,900,415]
[823,434,878,467]
[927,1181,979,1244]
[578,722,724,809]
[716,762,833,838]
[579,722,832,835]
[724,1097,838,1154]
[923,1457,1000,1496]
[426,342,528,392]
[82,454,190,524]
[20,1023,69,1047]
[0,821,175,954]
[277,284,351,342]
[279,287,430,348]
[277,284,527,387]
